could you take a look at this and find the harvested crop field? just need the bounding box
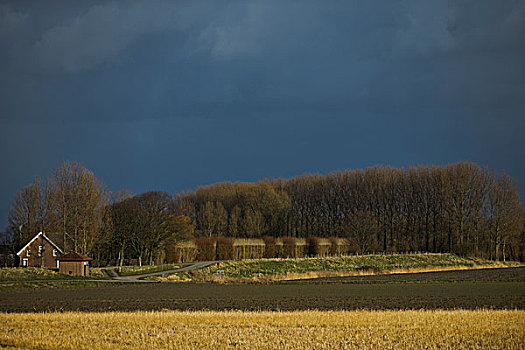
[1,281,524,312]
[1,310,524,349]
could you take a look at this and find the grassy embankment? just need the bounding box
[0,264,184,289]
[152,253,522,282]
[96,263,184,276]
[0,310,523,349]
[0,263,184,282]
[0,267,116,289]
[0,267,106,281]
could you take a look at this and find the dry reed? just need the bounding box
[0,310,523,349]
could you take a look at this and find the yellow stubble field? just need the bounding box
[0,309,524,349]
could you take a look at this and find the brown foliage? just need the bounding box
[262,236,276,258]
[282,237,297,258]
[307,237,321,257]
[176,162,524,260]
[195,238,216,261]
[216,237,234,260]
[328,237,339,255]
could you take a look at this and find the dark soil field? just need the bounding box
[1,267,523,313]
[1,282,523,312]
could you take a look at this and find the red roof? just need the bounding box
[58,252,92,261]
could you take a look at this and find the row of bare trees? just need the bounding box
[177,163,524,261]
[6,162,106,255]
[4,161,524,263]
[95,191,193,267]
[176,182,289,238]
[4,162,192,266]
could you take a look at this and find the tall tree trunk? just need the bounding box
[448,223,452,253]
[495,239,500,261]
[425,214,429,252]
[119,246,125,272]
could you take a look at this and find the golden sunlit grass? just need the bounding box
[0,267,109,281]
[153,253,523,282]
[1,310,523,349]
[227,264,521,282]
[0,267,73,281]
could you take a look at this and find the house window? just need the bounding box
[26,249,31,257]
[53,249,57,257]
[38,245,43,256]
[22,258,28,267]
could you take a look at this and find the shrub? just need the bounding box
[328,237,339,255]
[347,238,361,254]
[195,238,216,261]
[216,237,234,260]
[307,237,321,257]
[262,236,277,258]
[282,237,297,258]
[357,265,382,274]
[164,243,177,264]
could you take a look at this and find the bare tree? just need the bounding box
[53,161,107,255]
[342,211,379,253]
[6,183,43,249]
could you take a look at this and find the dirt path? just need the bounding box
[109,261,220,282]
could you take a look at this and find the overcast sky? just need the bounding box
[1,0,524,229]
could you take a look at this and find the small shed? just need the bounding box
[57,252,92,276]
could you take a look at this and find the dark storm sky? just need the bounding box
[1,1,524,229]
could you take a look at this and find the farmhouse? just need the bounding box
[57,252,92,276]
[16,232,64,269]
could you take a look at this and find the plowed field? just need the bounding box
[1,267,523,312]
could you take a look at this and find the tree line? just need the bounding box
[178,162,524,261]
[3,161,524,265]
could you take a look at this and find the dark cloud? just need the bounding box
[1,0,524,228]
